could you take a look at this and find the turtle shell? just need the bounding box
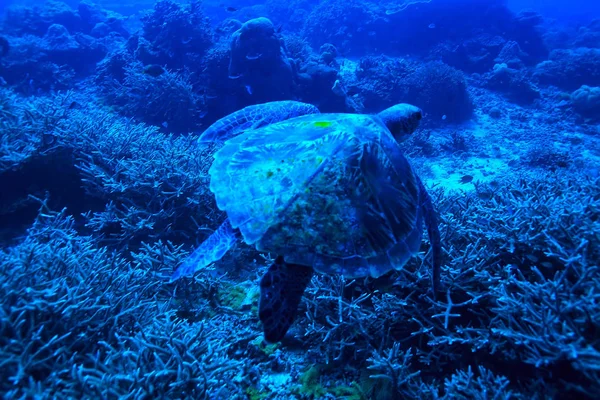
[209,113,423,278]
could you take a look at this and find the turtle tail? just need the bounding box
[417,177,442,298]
[170,219,239,282]
[259,256,314,342]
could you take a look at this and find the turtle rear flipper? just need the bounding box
[171,219,238,281]
[259,256,314,342]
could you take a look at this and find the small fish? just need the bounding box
[199,110,208,118]
[225,6,238,12]
[459,175,474,184]
[428,23,436,29]
[441,114,447,120]
[162,121,169,128]
[42,132,56,146]
[246,53,262,60]
[143,64,165,77]
[68,101,79,110]
[275,24,283,34]
[245,85,253,95]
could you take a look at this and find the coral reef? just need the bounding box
[101,62,204,133]
[347,57,472,124]
[140,0,212,70]
[303,0,384,55]
[0,91,216,246]
[0,206,245,398]
[534,48,600,90]
[483,63,540,105]
[1,0,600,399]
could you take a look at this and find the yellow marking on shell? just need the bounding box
[314,121,332,128]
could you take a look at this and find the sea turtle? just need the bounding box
[172,101,442,343]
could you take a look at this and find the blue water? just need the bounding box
[0,0,599,399]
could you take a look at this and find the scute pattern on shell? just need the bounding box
[210,113,423,278]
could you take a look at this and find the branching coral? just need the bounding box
[0,203,245,398]
[102,62,204,133]
[290,170,600,398]
[64,106,217,246]
[0,90,217,248]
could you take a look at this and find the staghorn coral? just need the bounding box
[64,105,216,246]
[1,2,600,398]
[0,203,245,398]
[100,62,204,133]
[0,90,216,248]
[289,170,600,399]
[0,94,599,400]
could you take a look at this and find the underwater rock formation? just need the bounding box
[484,63,540,105]
[229,17,295,102]
[2,0,85,36]
[42,23,106,72]
[571,85,600,119]
[534,48,600,90]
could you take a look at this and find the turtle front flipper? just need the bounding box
[170,219,239,282]
[259,256,314,342]
[417,177,442,298]
[198,101,320,143]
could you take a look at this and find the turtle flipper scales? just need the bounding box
[259,256,314,342]
[198,101,319,143]
[171,219,238,281]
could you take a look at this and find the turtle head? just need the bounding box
[377,104,422,142]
